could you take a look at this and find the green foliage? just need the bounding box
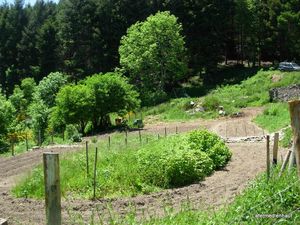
[65,124,82,142]
[137,130,230,188]
[254,103,290,132]
[166,150,213,187]
[119,11,187,105]
[0,92,15,136]
[20,77,36,103]
[54,84,92,133]
[34,72,68,107]
[28,100,50,144]
[188,130,232,169]
[280,128,292,148]
[13,130,230,198]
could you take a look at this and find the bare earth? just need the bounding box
[0,107,285,224]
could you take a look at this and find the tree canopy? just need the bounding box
[119,11,187,105]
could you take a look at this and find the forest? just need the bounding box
[0,0,300,151]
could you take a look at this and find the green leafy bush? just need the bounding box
[188,130,231,169]
[166,150,213,186]
[138,130,231,188]
[65,124,82,142]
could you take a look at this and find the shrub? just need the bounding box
[166,150,213,186]
[65,124,82,142]
[137,130,231,188]
[187,130,231,168]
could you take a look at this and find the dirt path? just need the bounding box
[0,107,281,224]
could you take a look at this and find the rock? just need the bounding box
[270,84,300,102]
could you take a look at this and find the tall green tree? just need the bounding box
[58,0,103,80]
[119,11,187,105]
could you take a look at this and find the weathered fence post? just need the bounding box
[93,147,98,200]
[11,141,14,156]
[266,135,270,181]
[43,153,61,225]
[279,150,292,177]
[288,100,300,178]
[108,136,111,150]
[139,130,142,144]
[25,133,29,151]
[125,131,128,147]
[86,141,89,177]
[51,132,54,144]
[273,132,279,165]
[164,127,167,137]
[38,129,42,146]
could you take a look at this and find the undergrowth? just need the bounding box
[12,129,231,199]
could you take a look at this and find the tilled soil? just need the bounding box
[0,107,283,224]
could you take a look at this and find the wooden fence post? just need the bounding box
[38,130,42,146]
[266,135,270,181]
[139,130,142,144]
[51,132,54,144]
[108,136,111,150]
[43,153,61,225]
[279,150,292,177]
[176,126,178,134]
[86,141,89,177]
[273,132,279,165]
[25,133,29,151]
[164,127,167,137]
[288,100,300,178]
[93,147,98,200]
[11,141,14,156]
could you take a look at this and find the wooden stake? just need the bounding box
[176,126,178,134]
[279,150,292,177]
[86,141,89,177]
[25,133,29,151]
[244,123,247,136]
[266,135,270,181]
[38,130,42,146]
[139,130,142,144]
[164,127,167,137]
[11,141,14,156]
[108,136,111,150]
[43,153,61,225]
[93,147,98,200]
[273,133,279,165]
[288,100,300,178]
[51,132,54,144]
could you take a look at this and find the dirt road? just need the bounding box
[0,107,281,224]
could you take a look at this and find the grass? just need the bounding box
[0,135,72,157]
[68,167,300,224]
[254,103,290,132]
[12,131,160,199]
[142,69,300,124]
[12,129,231,200]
